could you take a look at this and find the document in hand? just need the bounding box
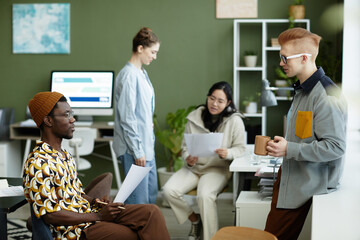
[184,133,223,157]
[113,164,152,203]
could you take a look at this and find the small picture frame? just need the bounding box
[216,0,258,19]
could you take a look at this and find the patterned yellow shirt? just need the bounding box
[23,141,97,240]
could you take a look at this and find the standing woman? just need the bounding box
[113,27,160,204]
[163,81,246,240]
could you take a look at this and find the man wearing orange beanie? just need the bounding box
[23,91,170,240]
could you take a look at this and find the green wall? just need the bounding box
[0,0,343,167]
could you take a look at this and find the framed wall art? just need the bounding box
[216,0,257,18]
[12,3,70,54]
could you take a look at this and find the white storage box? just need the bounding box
[236,191,311,240]
[236,191,271,229]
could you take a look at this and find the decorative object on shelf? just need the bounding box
[242,93,259,114]
[216,0,258,19]
[271,38,280,47]
[274,80,288,96]
[289,0,305,20]
[12,3,70,54]
[244,51,258,67]
[245,102,257,114]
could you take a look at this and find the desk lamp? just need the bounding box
[260,79,278,107]
[260,79,295,107]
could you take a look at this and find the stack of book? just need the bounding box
[255,158,282,199]
[258,177,275,199]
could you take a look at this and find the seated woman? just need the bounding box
[163,81,246,240]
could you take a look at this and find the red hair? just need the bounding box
[278,28,322,58]
[278,28,321,47]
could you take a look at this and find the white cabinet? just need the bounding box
[233,19,310,136]
[236,191,312,240]
[0,141,21,177]
[236,191,271,229]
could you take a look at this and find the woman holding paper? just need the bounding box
[163,81,246,240]
[113,27,160,204]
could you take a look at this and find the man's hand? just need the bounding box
[267,136,287,157]
[186,155,198,167]
[135,156,146,167]
[92,196,113,208]
[98,203,124,222]
[215,148,228,159]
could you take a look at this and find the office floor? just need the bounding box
[8,192,235,239]
[10,143,236,238]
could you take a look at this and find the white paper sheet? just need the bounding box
[113,164,151,203]
[184,133,223,157]
[0,186,24,197]
[0,179,8,189]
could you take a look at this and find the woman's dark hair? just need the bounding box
[132,27,160,53]
[201,81,237,132]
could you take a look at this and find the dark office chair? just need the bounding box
[28,207,52,240]
[26,172,113,239]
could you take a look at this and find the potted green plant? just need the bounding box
[154,106,196,187]
[242,93,260,114]
[289,0,305,20]
[244,50,258,67]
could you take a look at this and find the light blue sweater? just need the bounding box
[113,62,155,161]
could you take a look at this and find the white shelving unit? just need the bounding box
[233,19,310,136]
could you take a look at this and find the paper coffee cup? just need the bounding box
[254,135,271,156]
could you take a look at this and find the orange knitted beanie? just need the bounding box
[28,91,64,127]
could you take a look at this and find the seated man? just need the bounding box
[23,91,170,240]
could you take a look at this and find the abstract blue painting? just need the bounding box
[13,3,70,54]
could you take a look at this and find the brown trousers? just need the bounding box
[264,167,312,240]
[83,204,170,240]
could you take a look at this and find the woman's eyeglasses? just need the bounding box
[280,53,312,64]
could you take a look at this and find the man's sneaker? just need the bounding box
[188,216,202,240]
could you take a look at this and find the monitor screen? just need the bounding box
[50,71,114,119]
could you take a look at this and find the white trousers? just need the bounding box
[162,167,231,240]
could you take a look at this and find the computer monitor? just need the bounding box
[50,71,114,124]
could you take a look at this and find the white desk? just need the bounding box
[229,145,274,204]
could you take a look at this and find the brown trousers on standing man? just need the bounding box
[265,168,312,240]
